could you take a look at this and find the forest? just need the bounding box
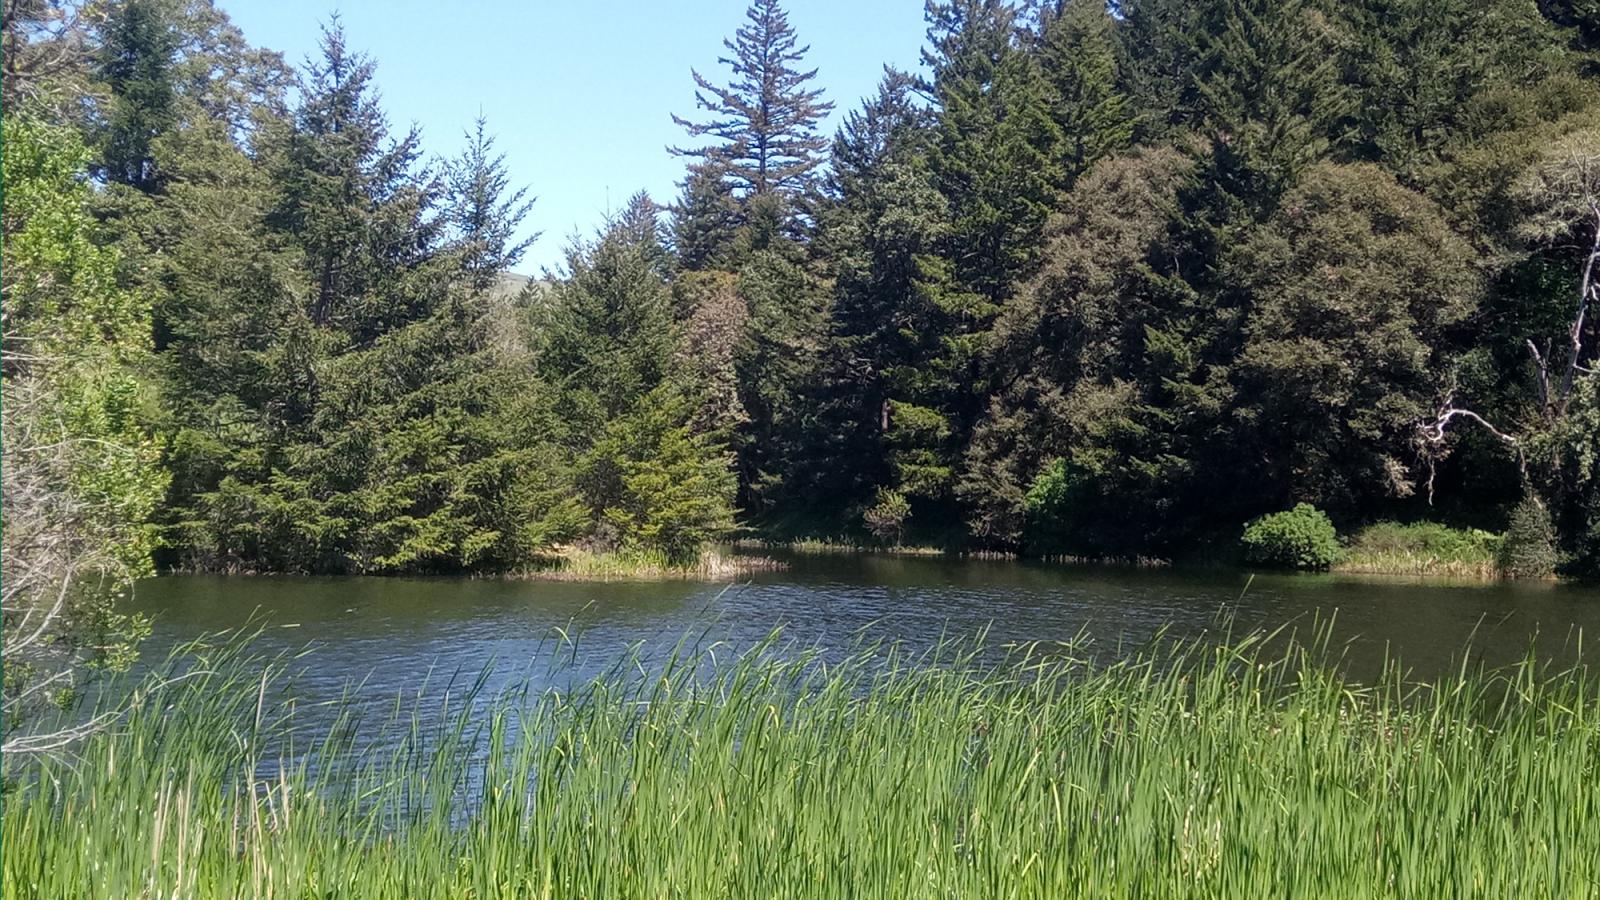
[5,0,1600,599]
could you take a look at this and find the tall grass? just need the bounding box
[1336,521,1504,579]
[4,628,1598,898]
[517,546,785,581]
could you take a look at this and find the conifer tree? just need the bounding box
[445,115,536,292]
[539,193,680,427]
[270,19,437,338]
[670,0,834,221]
[670,161,742,270]
[539,196,736,555]
[786,70,943,530]
[873,0,1060,537]
[95,0,180,192]
[1038,0,1133,182]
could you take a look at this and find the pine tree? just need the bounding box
[1116,0,1209,142]
[270,18,438,338]
[670,161,742,270]
[1038,0,1134,182]
[538,196,736,556]
[670,0,834,218]
[784,70,944,531]
[445,115,536,292]
[872,0,1060,536]
[95,0,180,192]
[920,0,1061,308]
[539,194,680,427]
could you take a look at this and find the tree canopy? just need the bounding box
[4,0,1599,581]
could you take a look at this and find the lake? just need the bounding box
[128,552,1600,717]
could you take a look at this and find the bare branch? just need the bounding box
[1419,407,1519,446]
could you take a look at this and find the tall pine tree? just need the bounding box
[445,115,536,291]
[670,0,834,241]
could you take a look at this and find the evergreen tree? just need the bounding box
[875,0,1060,538]
[670,161,742,270]
[94,0,181,192]
[538,193,680,427]
[269,19,438,339]
[539,197,737,555]
[1116,0,1209,142]
[1344,0,1578,185]
[960,147,1195,552]
[1038,0,1134,182]
[786,70,945,532]
[445,115,536,292]
[670,0,834,229]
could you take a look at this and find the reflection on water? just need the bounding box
[128,552,1600,727]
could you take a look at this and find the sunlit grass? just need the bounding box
[1335,521,1504,579]
[518,545,784,581]
[4,628,1598,898]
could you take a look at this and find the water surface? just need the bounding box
[129,552,1600,713]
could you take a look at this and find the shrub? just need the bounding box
[1501,495,1558,579]
[1022,458,1077,553]
[1240,504,1341,570]
[862,489,911,545]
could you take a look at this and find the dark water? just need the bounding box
[128,553,1600,709]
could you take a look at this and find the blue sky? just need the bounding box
[215,0,931,274]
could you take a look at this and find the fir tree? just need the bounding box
[95,0,181,192]
[539,194,680,427]
[670,0,834,211]
[670,161,742,270]
[445,115,536,292]
[270,18,437,337]
[1038,0,1134,182]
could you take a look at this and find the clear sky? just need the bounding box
[213,0,931,275]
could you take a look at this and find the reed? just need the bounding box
[517,546,786,581]
[1335,522,1504,579]
[5,628,1598,898]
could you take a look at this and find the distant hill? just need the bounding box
[490,272,538,300]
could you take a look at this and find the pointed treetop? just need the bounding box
[670,0,834,200]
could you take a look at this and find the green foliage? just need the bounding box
[14,0,1600,581]
[1241,504,1341,570]
[9,632,1600,894]
[862,488,911,543]
[1022,457,1083,554]
[93,0,180,192]
[588,387,737,563]
[1502,494,1560,578]
[1038,0,1134,181]
[1552,371,1600,573]
[1339,521,1503,577]
[670,0,834,239]
[1231,162,1479,510]
[1,114,167,734]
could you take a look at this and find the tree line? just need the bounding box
[4,0,1599,610]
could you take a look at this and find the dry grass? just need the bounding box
[517,546,786,581]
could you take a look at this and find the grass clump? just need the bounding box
[1241,503,1341,570]
[1336,521,1503,578]
[6,629,1600,897]
[518,545,784,581]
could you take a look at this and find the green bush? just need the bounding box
[862,489,911,545]
[1241,504,1341,570]
[1022,458,1078,552]
[1501,495,1558,579]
